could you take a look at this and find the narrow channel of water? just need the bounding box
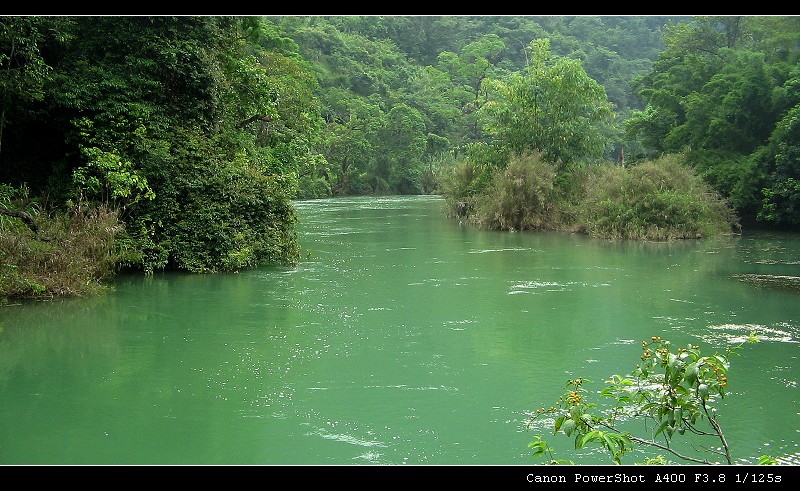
[1,195,798,465]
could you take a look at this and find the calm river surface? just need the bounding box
[1,195,799,465]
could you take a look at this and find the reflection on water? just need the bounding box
[1,196,799,465]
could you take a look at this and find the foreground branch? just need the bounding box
[627,433,714,465]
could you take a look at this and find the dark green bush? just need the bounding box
[578,154,740,240]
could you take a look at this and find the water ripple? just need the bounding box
[703,323,798,344]
[468,247,537,254]
[306,428,387,448]
[509,280,611,294]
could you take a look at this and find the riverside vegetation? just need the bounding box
[4,16,797,300]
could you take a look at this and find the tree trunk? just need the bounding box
[0,205,45,238]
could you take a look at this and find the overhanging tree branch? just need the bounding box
[236,114,273,129]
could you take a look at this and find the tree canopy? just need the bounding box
[2,15,799,299]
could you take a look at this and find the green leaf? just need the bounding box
[601,432,613,448]
[528,437,548,457]
[579,429,600,448]
[654,419,671,438]
[685,362,699,386]
[758,455,777,465]
[698,383,709,400]
[562,418,576,437]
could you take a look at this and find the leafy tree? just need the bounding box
[673,50,774,155]
[0,16,321,277]
[479,39,615,169]
[275,16,444,195]
[0,17,47,158]
[626,51,722,155]
[276,16,677,197]
[375,103,427,194]
[396,65,461,148]
[434,34,508,145]
[438,34,505,104]
[754,102,800,226]
[318,92,383,195]
[54,16,305,273]
[0,16,72,186]
[71,143,155,211]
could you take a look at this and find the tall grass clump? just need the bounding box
[441,158,493,221]
[578,154,740,240]
[472,152,561,231]
[1,197,127,300]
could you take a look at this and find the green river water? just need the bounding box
[1,195,798,466]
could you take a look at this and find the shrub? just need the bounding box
[441,158,492,221]
[578,154,740,240]
[473,152,560,231]
[526,334,767,465]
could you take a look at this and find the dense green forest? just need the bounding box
[2,16,799,300]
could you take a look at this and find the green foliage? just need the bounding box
[279,16,670,197]
[377,103,428,194]
[315,91,381,196]
[759,178,800,226]
[440,156,494,220]
[296,153,334,199]
[471,152,559,231]
[4,17,318,278]
[527,435,574,465]
[72,145,155,208]
[127,127,302,274]
[4,15,800,297]
[682,50,775,154]
[479,38,615,167]
[685,149,751,200]
[418,148,453,195]
[443,33,505,89]
[579,154,739,240]
[526,333,763,465]
[755,101,800,226]
[759,455,779,465]
[446,152,738,241]
[0,17,54,103]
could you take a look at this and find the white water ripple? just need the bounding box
[306,428,387,448]
[509,280,611,294]
[468,247,537,254]
[703,322,798,344]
